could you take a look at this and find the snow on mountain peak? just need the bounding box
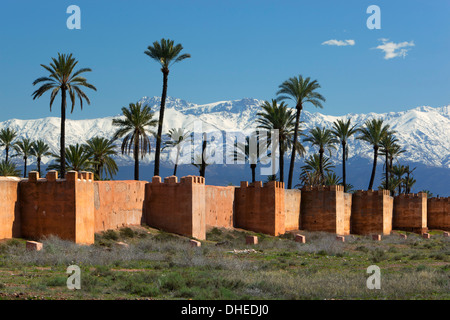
[0,97,449,169]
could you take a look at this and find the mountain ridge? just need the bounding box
[1,97,449,173]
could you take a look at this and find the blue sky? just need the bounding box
[0,0,449,121]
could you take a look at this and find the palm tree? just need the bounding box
[404,165,416,194]
[303,126,338,181]
[391,164,407,194]
[112,102,158,180]
[387,143,405,173]
[324,172,343,186]
[84,137,118,180]
[357,119,391,190]
[0,128,18,162]
[256,100,303,184]
[32,53,97,179]
[48,144,93,173]
[145,39,191,177]
[276,75,325,189]
[31,140,52,176]
[298,153,335,187]
[162,128,191,176]
[0,160,20,177]
[379,132,399,191]
[13,138,33,177]
[331,119,358,192]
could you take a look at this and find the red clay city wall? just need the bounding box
[234,181,286,236]
[144,176,206,240]
[0,177,21,239]
[284,189,301,231]
[300,185,349,235]
[351,190,393,235]
[427,197,450,231]
[19,171,95,245]
[393,193,428,233]
[205,185,235,229]
[94,180,147,233]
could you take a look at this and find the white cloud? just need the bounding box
[375,38,415,59]
[321,39,355,47]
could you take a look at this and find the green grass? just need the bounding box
[0,226,448,300]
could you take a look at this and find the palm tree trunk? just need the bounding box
[60,88,67,179]
[385,151,389,190]
[368,146,378,190]
[154,69,169,177]
[200,132,207,178]
[287,105,302,189]
[342,142,346,192]
[5,147,9,163]
[250,163,256,183]
[37,158,41,176]
[173,148,179,176]
[134,137,139,180]
[23,157,27,178]
[319,149,324,182]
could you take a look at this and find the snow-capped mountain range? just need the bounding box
[1,96,449,170]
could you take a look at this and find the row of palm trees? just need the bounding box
[30,39,189,182]
[0,128,118,180]
[0,38,419,193]
[251,96,412,193]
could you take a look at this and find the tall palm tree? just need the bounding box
[31,140,52,176]
[84,137,118,180]
[13,138,33,177]
[303,126,338,181]
[145,39,191,177]
[331,119,358,192]
[379,132,399,191]
[256,100,303,184]
[112,102,158,180]
[0,128,18,162]
[276,75,325,189]
[162,128,191,177]
[357,118,391,190]
[32,53,97,179]
[48,144,93,173]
